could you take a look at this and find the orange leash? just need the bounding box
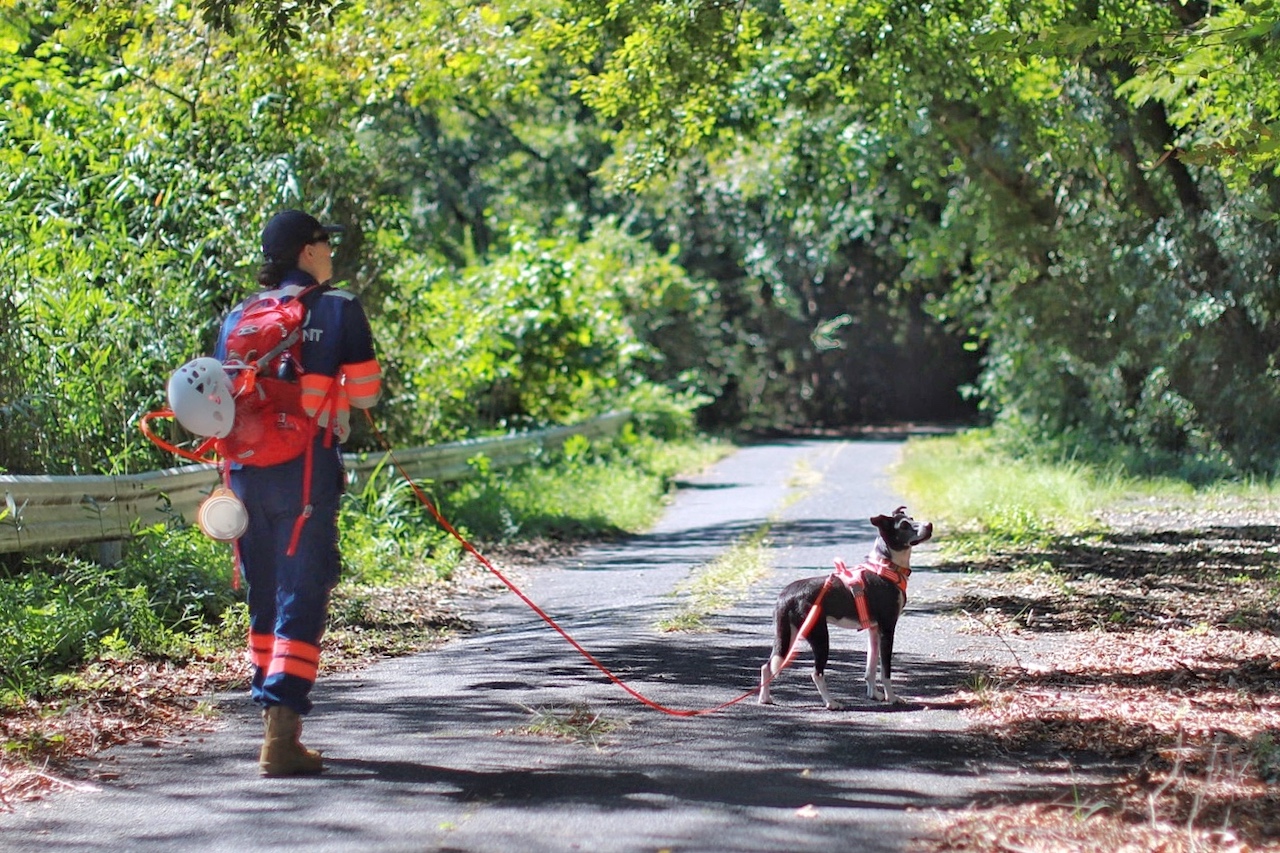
[362,411,825,717]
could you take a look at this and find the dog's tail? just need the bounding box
[767,606,795,676]
[759,605,794,703]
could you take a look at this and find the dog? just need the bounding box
[758,506,932,709]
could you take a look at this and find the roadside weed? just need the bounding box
[962,671,1002,706]
[657,524,773,632]
[517,704,622,749]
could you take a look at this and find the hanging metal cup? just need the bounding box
[197,486,248,541]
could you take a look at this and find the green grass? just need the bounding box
[338,468,466,586]
[894,430,1125,539]
[656,524,774,632]
[440,432,732,543]
[893,427,1280,555]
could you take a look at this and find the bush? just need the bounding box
[338,467,464,586]
[372,222,716,445]
[621,383,710,442]
[0,525,240,700]
[115,525,240,625]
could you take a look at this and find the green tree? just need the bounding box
[1,0,726,473]
[564,0,1280,473]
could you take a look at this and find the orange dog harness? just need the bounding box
[832,557,911,630]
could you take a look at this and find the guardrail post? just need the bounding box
[96,540,124,567]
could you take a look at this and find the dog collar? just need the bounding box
[865,556,910,593]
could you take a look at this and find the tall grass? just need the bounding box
[338,464,465,586]
[895,430,1119,537]
[894,430,1155,551]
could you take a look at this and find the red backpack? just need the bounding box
[141,285,338,555]
[215,284,330,467]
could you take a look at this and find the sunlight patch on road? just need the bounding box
[656,524,774,632]
[657,453,827,632]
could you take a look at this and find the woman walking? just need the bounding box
[215,209,382,776]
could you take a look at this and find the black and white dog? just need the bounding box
[759,507,933,709]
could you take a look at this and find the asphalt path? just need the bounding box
[0,438,1080,852]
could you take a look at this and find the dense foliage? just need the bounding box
[567,0,1280,476]
[0,0,973,480]
[6,0,1280,480]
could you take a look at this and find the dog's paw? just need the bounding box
[758,695,774,705]
[825,700,843,711]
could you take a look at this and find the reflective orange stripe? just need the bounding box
[342,359,382,407]
[317,389,351,428]
[266,638,321,682]
[343,359,381,382]
[300,374,336,416]
[249,631,274,669]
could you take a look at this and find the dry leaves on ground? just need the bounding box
[0,657,239,811]
[0,546,540,810]
[927,508,1280,852]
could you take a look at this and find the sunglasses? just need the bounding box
[309,233,331,245]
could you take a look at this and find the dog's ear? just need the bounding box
[893,505,907,516]
[870,514,891,527]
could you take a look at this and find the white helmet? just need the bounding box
[167,357,235,438]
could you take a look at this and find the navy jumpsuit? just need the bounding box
[215,270,382,715]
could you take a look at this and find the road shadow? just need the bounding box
[933,525,1280,633]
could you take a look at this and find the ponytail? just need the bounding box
[257,260,291,288]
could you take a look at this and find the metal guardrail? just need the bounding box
[0,411,631,555]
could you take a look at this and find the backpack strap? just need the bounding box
[284,376,342,557]
[139,409,219,465]
[249,283,331,373]
[224,464,244,591]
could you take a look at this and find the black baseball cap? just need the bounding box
[261,209,344,265]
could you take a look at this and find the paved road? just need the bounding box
[0,439,1074,852]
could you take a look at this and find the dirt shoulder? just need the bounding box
[924,498,1280,852]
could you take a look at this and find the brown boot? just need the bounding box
[259,705,323,777]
